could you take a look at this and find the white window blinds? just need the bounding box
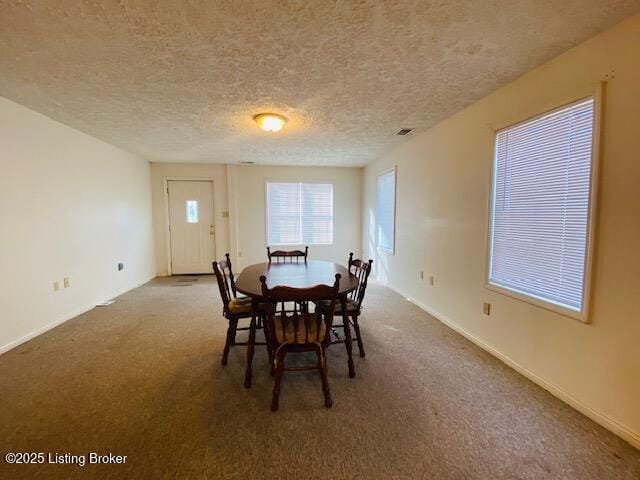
[488,98,595,313]
[266,182,333,245]
[376,169,396,252]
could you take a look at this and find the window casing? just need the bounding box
[266,182,333,246]
[487,97,598,321]
[376,168,396,253]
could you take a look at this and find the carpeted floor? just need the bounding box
[1,276,638,479]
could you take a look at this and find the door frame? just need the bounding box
[163,177,217,276]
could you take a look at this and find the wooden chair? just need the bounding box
[260,273,340,411]
[318,253,373,358]
[213,254,266,387]
[267,246,308,264]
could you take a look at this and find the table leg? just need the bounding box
[341,295,356,378]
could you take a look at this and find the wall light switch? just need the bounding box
[483,302,491,315]
[63,277,70,288]
[419,271,424,280]
[53,281,60,292]
[118,262,124,271]
[429,275,435,286]
[222,211,229,218]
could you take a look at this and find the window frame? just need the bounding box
[485,87,602,323]
[376,166,397,254]
[264,180,334,247]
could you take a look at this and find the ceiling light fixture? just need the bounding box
[254,113,287,132]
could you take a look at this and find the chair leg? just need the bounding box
[221,318,237,366]
[271,350,286,412]
[262,313,275,372]
[316,347,332,408]
[230,318,238,345]
[244,314,257,388]
[352,315,366,358]
[341,297,356,378]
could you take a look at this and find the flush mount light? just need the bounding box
[254,113,287,132]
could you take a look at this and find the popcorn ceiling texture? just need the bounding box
[0,1,638,166]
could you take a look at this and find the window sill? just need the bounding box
[267,243,333,247]
[484,282,588,323]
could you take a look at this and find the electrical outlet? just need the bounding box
[419,271,424,280]
[63,277,70,288]
[429,275,435,286]
[53,281,60,292]
[483,302,491,315]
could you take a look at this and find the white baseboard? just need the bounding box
[0,304,95,355]
[0,275,156,356]
[382,281,640,450]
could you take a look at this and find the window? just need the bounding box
[488,98,597,319]
[266,182,333,245]
[186,200,198,223]
[376,168,396,252]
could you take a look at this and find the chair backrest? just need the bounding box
[348,252,373,312]
[260,273,340,345]
[212,254,237,316]
[267,246,308,264]
[223,253,238,296]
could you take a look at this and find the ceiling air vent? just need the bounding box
[240,161,255,165]
[396,129,413,136]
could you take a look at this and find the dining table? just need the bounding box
[235,260,360,386]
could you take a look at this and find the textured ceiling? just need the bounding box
[1,1,639,166]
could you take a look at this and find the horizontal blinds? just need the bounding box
[267,182,300,245]
[267,182,333,245]
[301,183,333,245]
[376,170,395,251]
[489,98,595,312]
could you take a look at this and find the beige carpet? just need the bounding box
[1,276,638,479]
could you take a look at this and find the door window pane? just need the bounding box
[186,200,198,223]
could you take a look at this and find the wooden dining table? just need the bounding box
[235,260,360,385]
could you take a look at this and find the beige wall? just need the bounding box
[230,164,362,269]
[362,15,640,447]
[149,163,229,276]
[0,96,155,353]
[150,163,362,274]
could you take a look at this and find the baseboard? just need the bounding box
[381,281,640,450]
[0,274,156,356]
[0,304,95,355]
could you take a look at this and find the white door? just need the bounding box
[167,180,215,274]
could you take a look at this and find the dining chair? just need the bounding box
[260,273,341,411]
[267,246,309,264]
[318,252,373,358]
[213,255,266,387]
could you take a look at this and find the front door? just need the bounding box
[167,180,215,274]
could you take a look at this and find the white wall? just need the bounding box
[0,97,155,353]
[149,163,229,276]
[150,163,362,273]
[363,15,640,448]
[230,164,362,269]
